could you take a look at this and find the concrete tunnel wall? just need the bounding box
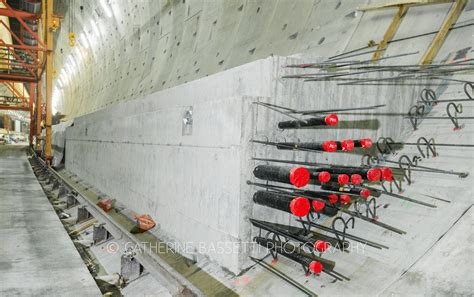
[53,0,375,116]
[53,0,474,117]
[51,0,474,274]
[64,55,430,273]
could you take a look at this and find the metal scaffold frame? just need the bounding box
[0,0,55,162]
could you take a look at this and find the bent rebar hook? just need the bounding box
[354,198,377,220]
[464,82,473,100]
[447,102,463,130]
[376,136,396,155]
[408,105,426,130]
[417,136,437,158]
[398,154,413,184]
[332,216,355,250]
[420,88,437,106]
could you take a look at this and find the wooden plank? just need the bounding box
[358,0,453,11]
[372,5,409,61]
[420,0,467,64]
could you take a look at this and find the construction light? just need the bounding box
[90,19,100,37]
[79,33,90,49]
[100,0,113,18]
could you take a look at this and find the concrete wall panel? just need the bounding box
[64,55,431,272]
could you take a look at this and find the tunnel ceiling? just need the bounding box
[53,0,366,117]
[52,0,474,118]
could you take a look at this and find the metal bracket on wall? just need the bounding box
[182,107,193,136]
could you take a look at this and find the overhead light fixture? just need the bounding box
[90,19,100,36]
[68,55,78,71]
[74,46,86,63]
[64,63,74,77]
[79,32,90,49]
[100,0,113,18]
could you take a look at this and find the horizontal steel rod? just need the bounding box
[296,220,389,249]
[392,142,474,148]
[327,48,387,61]
[361,185,437,208]
[327,22,474,60]
[251,140,323,154]
[340,209,406,234]
[404,116,474,119]
[249,256,317,296]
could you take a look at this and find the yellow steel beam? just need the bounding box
[35,81,42,150]
[35,0,46,151]
[420,0,466,64]
[29,82,34,145]
[45,0,53,162]
[372,5,409,61]
[358,0,453,11]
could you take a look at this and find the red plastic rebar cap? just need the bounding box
[322,141,338,152]
[290,197,311,217]
[340,194,351,204]
[328,194,338,204]
[324,114,339,126]
[318,171,331,183]
[360,189,371,199]
[360,138,373,149]
[351,174,362,185]
[289,167,310,188]
[381,167,393,181]
[338,174,349,185]
[314,240,329,252]
[341,139,355,151]
[312,200,325,212]
[367,168,382,182]
[309,261,323,274]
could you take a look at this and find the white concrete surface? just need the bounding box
[45,0,474,294]
[52,0,474,117]
[62,54,430,274]
[381,206,473,296]
[0,146,101,297]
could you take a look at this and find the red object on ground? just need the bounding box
[324,114,339,126]
[351,174,362,185]
[309,261,323,274]
[97,198,113,212]
[318,171,331,183]
[328,194,338,204]
[322,141,338,152]
[289,167,310,188]
[136,214,156,231]
[314,240,329,252]
[312,200,325,212]
[338,174,349,185]
[341,139,355,151]
[360,189,371,199]
[367,168,382,182]
[381,167,393,181]
[360,138,373,148]
[289,197,311,217]
[340,194,351,204]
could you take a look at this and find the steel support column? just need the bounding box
[29,82,35,145]
[35,81,42,150]
[44,0,53,163]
